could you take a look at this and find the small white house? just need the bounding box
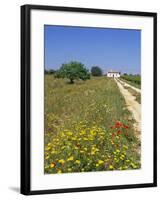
[107,70,121,78]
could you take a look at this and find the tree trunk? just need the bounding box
[70,78,74,84]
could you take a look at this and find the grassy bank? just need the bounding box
[121,75,141,89]
[124,86,141,104]
[44,75,140,173]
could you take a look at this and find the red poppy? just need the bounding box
[115,121,123,128]
[117,130,122,134]
[125,133,129,137]
[124,125,129,129]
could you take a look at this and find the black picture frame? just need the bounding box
[21,4,157,195]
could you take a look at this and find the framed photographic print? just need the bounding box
[21,4,157,195]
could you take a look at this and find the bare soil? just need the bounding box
[118,78,141,93]
[115,78,141,136]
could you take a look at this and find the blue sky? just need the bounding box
[45,25,141,74]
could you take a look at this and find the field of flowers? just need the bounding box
[44,75,141,174]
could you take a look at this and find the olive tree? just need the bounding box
[58,61,90,83]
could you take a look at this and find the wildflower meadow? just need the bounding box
[44,75,141,174]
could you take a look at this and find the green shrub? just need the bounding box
[91,66,103,76]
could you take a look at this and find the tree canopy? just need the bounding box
[91,66,103,76]
[58,61,90,83]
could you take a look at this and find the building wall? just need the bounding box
[107,73,120,78]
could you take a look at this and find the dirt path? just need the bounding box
[115,78,141,135]
[118,78,141,93]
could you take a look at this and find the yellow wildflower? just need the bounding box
[79,130,85,135]
[66,131,73,136]
[50,163,55,168]
[131,163,138,169]
[57,170,62,173]
[109,165,114,170]
[51,150,58,154]
[45,146,51,151]
[90,130,96,136]
[120,154,125,160]
[123,145,128,149]
[58,159,65,164]
[98,160,104,165]
[75,160,81,164]
[67,156,74,161]
[45,156,49,160]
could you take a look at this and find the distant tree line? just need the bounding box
[123,73,140,76]
[121,74,141,85]
[45,69,56,74]
[45,61,104,83]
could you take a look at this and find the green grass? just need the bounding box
[124,86,141,104]
[44,75,140,174]
[121,75,141,89]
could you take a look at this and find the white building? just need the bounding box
[107,70,121,78]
